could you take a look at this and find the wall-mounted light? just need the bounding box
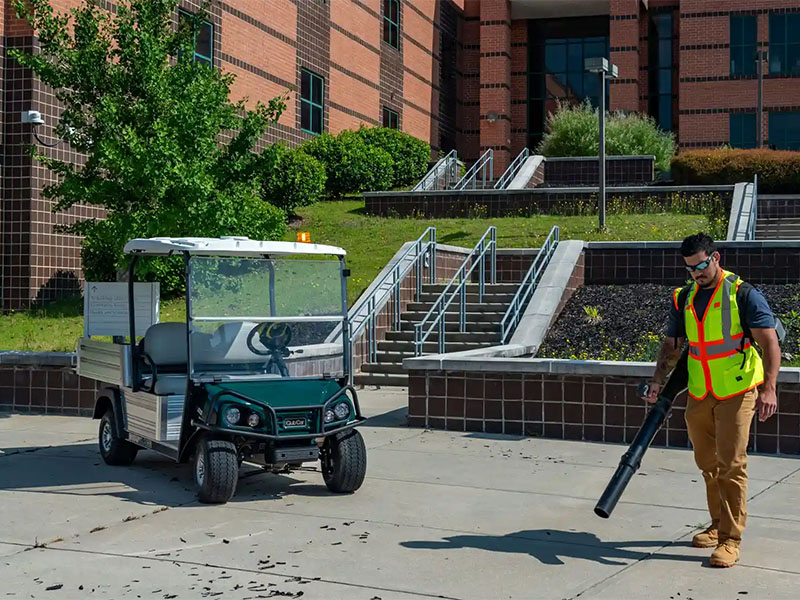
[485,111,499,123]
[21,110,71,147]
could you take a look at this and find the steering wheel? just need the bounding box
[246,322,293,356]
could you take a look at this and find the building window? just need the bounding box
[730,113,756,148]
[769,13,800,75]
[382,107,399,129]
[383,0,399,49]
[527,17,609,148]
[301,69,324,135]
[648,11,675,131]
[730,15,756,76]
[179,10,213,67]
[769,112,800,150]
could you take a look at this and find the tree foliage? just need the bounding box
[11,0,288,289]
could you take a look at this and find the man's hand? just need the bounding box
[644,382,661,404]
[756,387,777,422]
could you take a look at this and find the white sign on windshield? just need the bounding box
[84,282,159,338]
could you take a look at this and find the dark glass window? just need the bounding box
[179,10,213,67]
[383,0,399,49]
[769,112,800,150]
[527,17,610,148]
[730,113,756,148]
[301,69,324,135]
[648,11,674,131]
[382,107,399,129]
[770,14,800,75]
[730,15,756,76]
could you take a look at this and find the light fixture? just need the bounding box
[485,111,499,123]
[224,406,241,425]
[21,110,71,147]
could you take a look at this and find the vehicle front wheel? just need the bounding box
[194,437,239,504]
[321,429,367,493]
[99,409,139,466]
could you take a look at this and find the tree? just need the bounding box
[11,0,288,292]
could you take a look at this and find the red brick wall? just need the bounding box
[479,0,511,178]
[677,0,800,149]
[609,0,641,112]
[509,20,527,157]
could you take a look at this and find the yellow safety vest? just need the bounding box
[673,270,764,400]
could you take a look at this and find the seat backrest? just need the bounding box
[201,321,262,364]
[142,322,188,367]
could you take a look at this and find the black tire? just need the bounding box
[98,409,139,466]
[194,437,239,504]
[321,429,367,493]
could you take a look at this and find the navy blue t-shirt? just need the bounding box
[666,283,775,339]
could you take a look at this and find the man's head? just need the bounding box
[681,233,721,288]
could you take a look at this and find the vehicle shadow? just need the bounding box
[400,529,700,566]
[0,443,344,506]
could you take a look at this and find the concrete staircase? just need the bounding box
[354,282,518,387]
[756,217,800,239]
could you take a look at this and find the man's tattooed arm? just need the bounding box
[651,337,685,385]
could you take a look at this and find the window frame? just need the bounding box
[301,68,325,136]
[382,107,399,129]
[769,13,800,75]
[730,15,757,76]
[729,113,757,149]
[769,111,800,150]
[383,0,399,49]
[178,9,214,67]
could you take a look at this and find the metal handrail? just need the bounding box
[494,148,530,190]
[454,149,493,190]
[413,226,497,356]
[499,226,560,344]
[413,150,459,191]
[348,227,436,373]
[748,173,758,240]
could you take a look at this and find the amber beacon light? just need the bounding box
[297,232,311,243]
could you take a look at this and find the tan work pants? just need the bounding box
[684,388,757,545]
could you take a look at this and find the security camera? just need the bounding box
[21,110,45,125]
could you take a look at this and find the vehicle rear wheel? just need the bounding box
[194,437,238,504]
[98,409,139,466]
[321,429,367,493]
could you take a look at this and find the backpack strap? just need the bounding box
[672,283,692,349]
[735,280,753,368]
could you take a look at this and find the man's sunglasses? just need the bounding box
[685,256,715,273]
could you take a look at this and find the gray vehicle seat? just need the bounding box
[140,322,189,395]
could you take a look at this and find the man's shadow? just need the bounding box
[401,529,698,566]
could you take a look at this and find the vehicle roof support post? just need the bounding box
[340,256,351,383]
[128,255,139,391]
[184,251,194,380]
[266,258,276,317]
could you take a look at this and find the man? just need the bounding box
[645,233,780,568]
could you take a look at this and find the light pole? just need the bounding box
[755,49,768,148]
[585,57,619,230]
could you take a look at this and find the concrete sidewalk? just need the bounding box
[1,389,799,599]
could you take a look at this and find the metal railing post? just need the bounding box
[490,227,497,284]
[430,229,437,283]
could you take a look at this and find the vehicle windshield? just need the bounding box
[187,257,345,380]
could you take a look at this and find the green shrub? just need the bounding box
[537,101,676,172]
[301,131,394,197]
[671,148,800,193]
[260,144,326,215]
[354,126,430,188]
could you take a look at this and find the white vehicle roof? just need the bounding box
[124,237,346,257]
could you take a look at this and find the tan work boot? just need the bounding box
[710,541,740,568]
[692,526,718,548]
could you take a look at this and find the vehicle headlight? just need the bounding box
[224,407,241,425]
[247,413,260,427]
[333,402,350,421]
[324,409,335,423]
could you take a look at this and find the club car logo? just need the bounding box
[283,417,307,428]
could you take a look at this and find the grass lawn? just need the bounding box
[1,199,711,352]
[284,200,713,304]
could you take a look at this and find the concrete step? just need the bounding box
[377,340,488,353]
[399,320,502,332]
[400,312,505,325]
[353,372,408,387]
[385,330,502,343]
[363,361,407,373]
[418,292,516,304]
[405,302,510,313]
[422,283,520,294]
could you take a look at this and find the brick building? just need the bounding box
[2,0,800,310]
